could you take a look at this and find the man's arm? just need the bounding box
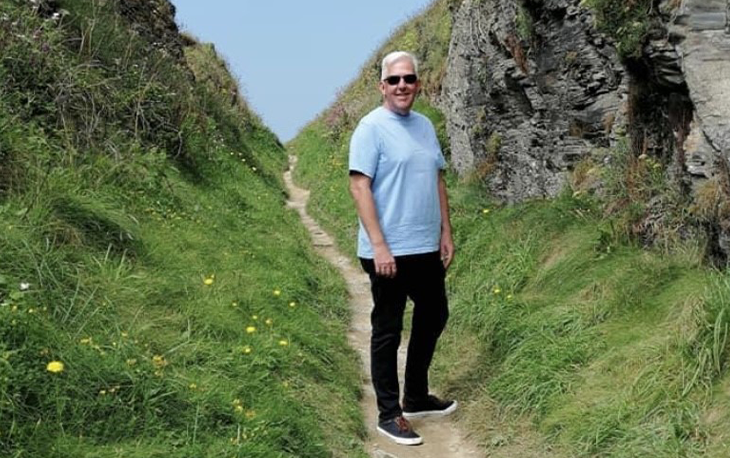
[349,172,397,278]
[438,170,454,269]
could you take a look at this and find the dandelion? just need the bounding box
[246,326,256,334]
[279,339,289,346]
[189,383,198,390]
[232,398,242,406]
[507,294,514,300]
[289,301,296,308]
[273,289,281,297]
[46,361,64,373]
[232,301,238,307]
[493,287,501,294]
[252,315,258,321]
[482,209,490,215]
[203,276,214,286]
[245,410,256,419]
[152,355,167,369]
[265,318,273,326]
[235,405,244,413]
[242,345,252,354]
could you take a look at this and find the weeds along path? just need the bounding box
[285,156,482,458]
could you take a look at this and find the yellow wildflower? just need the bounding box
[152,355,167,368]
[507,294,514,300]
[493,287,501,294]
[279,339,289,347]
[252,315,258,320]
[203,276,214,286]
[189,383,198,390]
[46,361,64,373]
[246,326,256,334]
[79,337,92,345]
[245,410,256,419]
[289,301,296,308]
[235,405,244,413]
[242,346,252,354]
[482,208,490,214]
[265,318,273,326]
[273,289,281,296]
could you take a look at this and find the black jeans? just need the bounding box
[360,251,449,422]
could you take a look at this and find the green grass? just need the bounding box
[289,3,730,450]
[0,2,366,456]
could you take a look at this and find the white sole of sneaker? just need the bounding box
[376,426,423,446]
[402,400,458,419]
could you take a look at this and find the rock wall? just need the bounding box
[440,0,730,209]
[440,0,626,203]
[670,0,730,182]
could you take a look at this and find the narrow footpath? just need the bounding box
[284,156,482,458]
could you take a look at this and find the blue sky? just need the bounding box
[170,1,435,142]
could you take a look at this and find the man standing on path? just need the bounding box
[349,51,457,446]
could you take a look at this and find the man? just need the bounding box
[348,50,456,446]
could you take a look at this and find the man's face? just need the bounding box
[379,59,420,115]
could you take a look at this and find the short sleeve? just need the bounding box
[349,121,379,178]
[429,122,446,170]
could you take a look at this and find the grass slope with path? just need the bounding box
[290,1,730,456]
[0,2,367,456]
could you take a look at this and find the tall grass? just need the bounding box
[1,1,366,456]
[289,0,730,453]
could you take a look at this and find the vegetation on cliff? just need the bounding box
[0,1,366,456]
[291,0,730,456]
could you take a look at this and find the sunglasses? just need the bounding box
[383,74,418,86]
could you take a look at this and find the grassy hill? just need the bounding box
[0,1,366,456]
[291,0,730,456]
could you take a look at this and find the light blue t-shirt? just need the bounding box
[349,106,446,259]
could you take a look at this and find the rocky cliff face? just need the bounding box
[441,0,627,203]
[440,0,729,210]
[670,0,730,182]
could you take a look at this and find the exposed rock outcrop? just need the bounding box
[440,0,729,205]
[118,0,186,60]
[670,0,730,181]
[440,0,626,203]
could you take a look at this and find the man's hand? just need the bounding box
[440,230,454,269]
[373,243,397,278]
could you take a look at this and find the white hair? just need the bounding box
[380,51,419,80]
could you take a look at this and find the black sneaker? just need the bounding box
[376,415,423,446]
[402,394,458,419]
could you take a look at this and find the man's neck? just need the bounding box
[382,104,411,117]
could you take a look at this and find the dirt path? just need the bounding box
[284,156,483,458]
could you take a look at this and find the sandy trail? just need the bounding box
[284,156,483,458]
